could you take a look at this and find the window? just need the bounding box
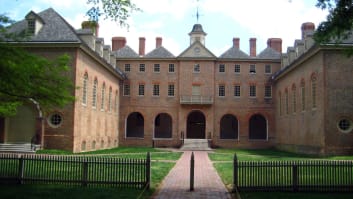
[108,87,112,112]
[115,90,119,113]
[311,76,317,109]
[154,64,160,73]
[279,92,282,116]
[27,19,35,35]
[265,85,272,98]
[124,64,131,72]
[218,84,225,97]
[101,83,105,110]
[292,86,297,113]
[82,73,88,105]
[337,118,353,133]
[169,64,175,73]
[138,84,145,96]
[139,64,145,72]
[234,85,241,97]
[249,85,256,97]
[168,84,175,97]
[48,113,63,128]
[123,84,130,96]
[249,64,256,74]
[219,64,225,73]
[265,65,271,74]
[285,90,289,114]
[153,84,160,96]
[194,64,200,73]
[92,79,98,108]
[301,84,305,111]
[192,85,200,96]
[234,64,240,73]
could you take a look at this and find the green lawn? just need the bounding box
[0,147,181,199]
[210,148,353,199]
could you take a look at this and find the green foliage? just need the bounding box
[0,15,75,117]
[86,0,141,28]
[315,0,353,44]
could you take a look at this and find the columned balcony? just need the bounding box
[180,95,213,105]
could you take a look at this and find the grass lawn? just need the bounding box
[209,148,353,199]
[0,147,181,199]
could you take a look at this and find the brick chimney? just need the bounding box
[267,38,282,53]
[233,37,240,49]
[139,37,146,56]
[81,21,99,36]
[156,37,162,48]
[301,22,315,39]
[111,37,126,51]
[249,38,256,57]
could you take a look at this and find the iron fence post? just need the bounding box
[190,152,194,191]
[146,152,151,190]
[18,155,25,185]
[292,163,298,192]
[233,153,238,192]
[82,160,88,187]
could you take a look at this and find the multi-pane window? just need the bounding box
[82,73,88,105]
[234,64,241,73]
[249,64,256,74]
[27,19,35,35]
[301,85,305,111]
[154,64,160,73]
[138,84,145,96]
[139,64,145,72]
[115,90,119,113]
[285,91,289,114]
[265,65,272,74]
[219,64,225,73]
[279,93,282,116]
[153,84,160,96]
[218,84,225,97]
[108,87,112,112]
[249,85,256,97]
[194,64,200,73]
[168,84,175,97]
[92,79,98,107]
[124,64,131,72]
[265,85,272,98]
[169,64,175,73]
[234,85,241,97]
[101,84,105,110]
[192,85,201,96]
[123,84,130,96]
[311,77,317,108]
[292,86,297,113]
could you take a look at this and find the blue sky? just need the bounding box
[0,0,328,55]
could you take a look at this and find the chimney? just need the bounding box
[111,37,126,51]
[267,38,282,53]
[249,38,256,57]
[301,22,315,39]
[156,37,162,48]
[81,21,99,36]
[233,37,240,49]
[139,37,146,56]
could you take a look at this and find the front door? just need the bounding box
[187,111,205,139]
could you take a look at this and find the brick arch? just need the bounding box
[310,72,318,81]
[220,114,238,139]
[249,114,267,140]
[292,83,296,90]
[186,110,206,139]
[126,112,144,138]
[300,78,305,86]
[154,113,173,139]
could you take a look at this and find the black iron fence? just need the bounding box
[233,154,353,192]
[0,153,150,189]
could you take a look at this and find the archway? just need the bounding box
[126,112,144,138]
[220,114,238,139]
[154,113,172,139]
[249,114,267,140]
[187,111,206,139]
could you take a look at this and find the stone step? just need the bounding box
[180,139,212,151]
[0,143,40,153]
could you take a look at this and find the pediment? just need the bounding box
[178,41,216,59]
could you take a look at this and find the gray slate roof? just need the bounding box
[145,46,175,58]
[257,47,281,59]
[219,47,249,59]
[9,8,81,42]
[114,45,139,58]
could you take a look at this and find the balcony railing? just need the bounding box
[180,95,213,105]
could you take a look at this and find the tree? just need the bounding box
[86,0,141,28]
[315,0,353,44]
[0,15,75,117]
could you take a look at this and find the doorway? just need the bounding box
[187,111,206,139]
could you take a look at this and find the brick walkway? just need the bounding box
[152,151,232,199]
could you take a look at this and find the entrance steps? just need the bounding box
[0,143,40,153]
[180,139,212,151]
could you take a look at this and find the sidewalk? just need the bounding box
[152,151,233,199]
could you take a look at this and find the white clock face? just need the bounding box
[194,47,200,54]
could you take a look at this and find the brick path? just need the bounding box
[152,151,233,199]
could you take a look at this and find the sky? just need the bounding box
[0,0,329,56]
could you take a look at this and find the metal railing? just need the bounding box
[180,95,213,105]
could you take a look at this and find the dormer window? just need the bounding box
[25,11,44,36]
[27,19,35,35]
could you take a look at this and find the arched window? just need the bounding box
[292,84,297,113]
[301,79,305,111]
[220,114,238,139]
[126,112,144,138]
[115,90,119,113]
[101,83,106,110]
[311,75,317,109]
[92,79,98,108]
[154,113,172,139]
[108,87,112,112]
[249,114,267,140]
[82,73,88,105]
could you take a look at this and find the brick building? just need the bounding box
[1,8,352,154]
